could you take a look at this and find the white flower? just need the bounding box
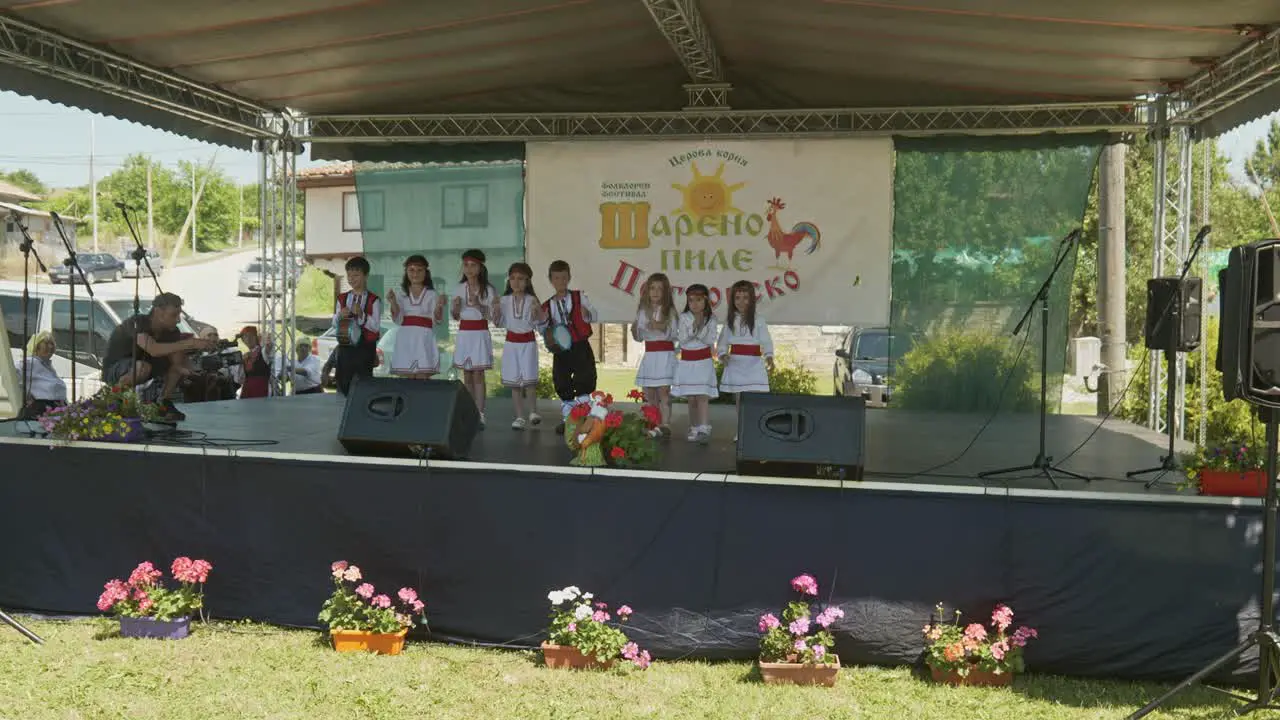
[573,604,592,621]
[583,593,594,601]
[563,586,581,599]
[548,590,568,606]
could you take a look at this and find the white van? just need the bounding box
[0,281,214,401]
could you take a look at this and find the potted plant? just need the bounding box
[757,574,844,687]
[318,561,426,655]
[565,391,660,468]
[1182,442,1269,497]
[39,386,161,443]
[543,585,651,670]
[96,557,212,639]
[922,603,1038,686]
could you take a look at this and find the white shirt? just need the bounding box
[632,307,677,342]
[332,291,383,335]
[289,354,323,393]
[717,315,775,359]
[17,356,66,403]
[547,291,598,326]
[676,312,718,350]
[453,282,498,322]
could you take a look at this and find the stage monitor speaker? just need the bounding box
[338,376,480,459]
[1144,276,1202,352]
[735,392,865,480]
[1219,239,1280,407]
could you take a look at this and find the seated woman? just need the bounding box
[15,331,67,419]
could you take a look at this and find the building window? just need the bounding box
[442,185,489,228]
[342,191,385,232]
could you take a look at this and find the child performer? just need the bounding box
[542,260,599,435]
[332,256,380,395]
[631,273,677,438]
[451,249,499,428]
[497,262,546,430]
[387,254,443,379]
[716,279,775,442]
[671,284,719,443]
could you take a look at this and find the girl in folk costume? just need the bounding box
[496,262,547,430]
[716,279,775,442]
[451,249,499,427]
[387,254,443,378]
[671,283,719,443]
[631,272,678,438]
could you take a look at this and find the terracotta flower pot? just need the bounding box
[330,628,408,655]
[930,665,1014,687]
[541,641,615,670]
[758,655,841,687]
[1199,469,1269,497]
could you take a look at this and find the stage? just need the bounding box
[0,393,1272,682]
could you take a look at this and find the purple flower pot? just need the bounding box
[119,616,190,640]
[101,418,145,444]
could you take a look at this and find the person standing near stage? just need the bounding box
[290,340,323,395]
[238,326,272,399]
[332,256,381,395]
[388,254,443,379]
[496,262,545,430]
[542,259,599,435]
[671,284,719,443]
[451,249,498,428]
[717,280,775,443]
[632,273,677,438]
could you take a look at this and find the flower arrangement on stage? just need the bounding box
[319,561,426,655]
[39,385,161,442]
[756,574,844,686]
[543,585,650,670]
[1181,442,1269,496]
[97,557,212,639]
[564,391,659,468]
[922,603,1038,686]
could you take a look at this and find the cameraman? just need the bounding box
[238,326,272,399]
[182,328,240,403]
[102,292,214,422]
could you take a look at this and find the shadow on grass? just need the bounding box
[1014,673,1243,717]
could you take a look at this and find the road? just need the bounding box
[160,249,262,337]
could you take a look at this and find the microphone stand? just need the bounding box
[117,203,159,400]
[1127,225,1211,488]
[978,229,1090,490]
[10,213,47,429]
[50,212,93,402]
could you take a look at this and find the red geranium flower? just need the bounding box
[605,411,623,429]
[610,447,626,460]
[569,404,590,420]
[603,393,614,406]
[627,389,646,401]
[641,405,661,427]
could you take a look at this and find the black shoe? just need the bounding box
[555,422,566,435]
[161,399,186,423]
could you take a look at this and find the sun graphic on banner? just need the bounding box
[671,162,746,220]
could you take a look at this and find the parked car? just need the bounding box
[47,252,126,284]
[119,249,165,278]
[237,261,295,297]
[101,297,215,338]
[312,325,392,388]
[833,326,912,407]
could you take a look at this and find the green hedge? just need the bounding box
[893,330,1038,413]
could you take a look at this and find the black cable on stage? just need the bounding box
[142,426,280,449]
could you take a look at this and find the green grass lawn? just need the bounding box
[0,618,1237,719]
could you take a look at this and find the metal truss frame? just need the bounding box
[641,0,723,84]
[1170,27,1280,127]
[0,14,277,139]
[256,119,300,397]
[301,102,1148,142]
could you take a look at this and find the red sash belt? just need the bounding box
[506,331,536,343]
[645,340,675,352]
[729,344,762,356]
[459,319,489,331]
[402,316,433,329]
[681,347,712,362]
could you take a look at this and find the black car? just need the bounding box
[48,252,126,284]
[833,326,911,407]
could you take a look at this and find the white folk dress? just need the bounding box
[390,286,441,375]
[632,307,677,388]
[671,312,719,399]
[716,315,774,393]
[497,293,541,388]
[452,282,496,371]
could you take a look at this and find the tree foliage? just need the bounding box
[0,169,49,196]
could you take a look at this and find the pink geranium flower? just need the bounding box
[790,574,819,596]
[991,605,1014,632]
[371,595,392,609]
[617,605,633,618]
[342,566,362,583]
[397,588,419,604]
[788,617,810,636]
[758,613,781,632]
[128,562,162,587]
[355,583,375,599]
[964,623,987,642]
[592,610,610,623]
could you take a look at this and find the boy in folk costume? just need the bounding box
[716,279,775,443]
[332,256,381,395]
[542,260,599,434]
[496,262,546,430]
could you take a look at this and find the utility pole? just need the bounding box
[1098,143,1128,413]
[146,162,154,248]
[191,169,197,255]
[89,118,97,252]
[238,182,244,248]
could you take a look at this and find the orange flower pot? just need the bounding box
[541,642,615,670]
[759,656,840,687]
[1199,470,1269,497]
[330,628,408,655]
[930,665,1014,687]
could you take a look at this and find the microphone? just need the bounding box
[1192,224,1211,250]
[1062,228,1082,247]
[113,199,141,212]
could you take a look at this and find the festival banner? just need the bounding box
[525,139,893,325]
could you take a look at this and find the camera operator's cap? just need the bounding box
[240,325,258,337]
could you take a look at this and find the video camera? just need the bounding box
[194,340,244,373]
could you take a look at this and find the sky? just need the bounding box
[0,88,1275,190]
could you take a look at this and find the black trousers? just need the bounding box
[336,343,377,395]
[551,340,597,401]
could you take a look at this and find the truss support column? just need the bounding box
[256,116,299,397]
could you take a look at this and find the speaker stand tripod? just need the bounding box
[978,230,1090,490]
[1129,408,1280,718]
[0,608,43,645]
[1127,349,1181,488]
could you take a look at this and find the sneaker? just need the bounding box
[660,425,672,438]
[511,417,527,430]
[479,413,486,430]
[686,427,700,442]
[529,412,542,426]
[697,427,712,445]
[555,422,566,435]
[732,435,738,443]
[160,399,185,423]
